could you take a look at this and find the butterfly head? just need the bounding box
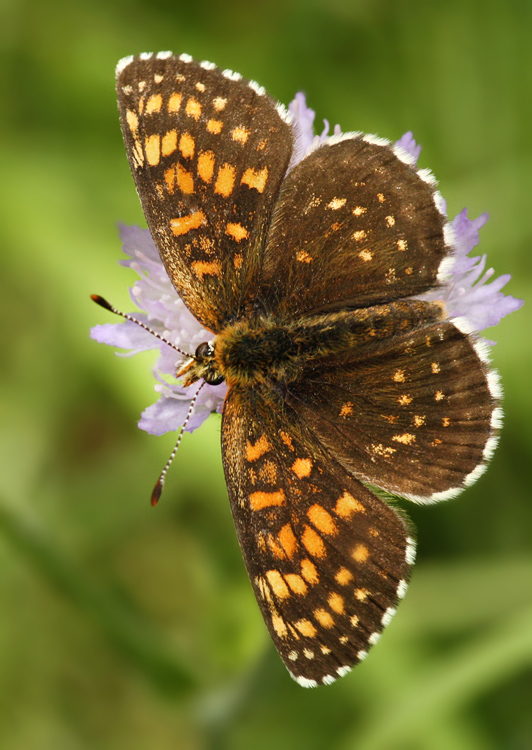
[177,341,224,387]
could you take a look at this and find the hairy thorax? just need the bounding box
[177,299,446,389]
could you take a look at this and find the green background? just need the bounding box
[1,0,531,748]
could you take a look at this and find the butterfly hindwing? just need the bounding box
[257,135,450,318]
[221,386,413,686]
[285,307,500,501]
[116,53,294,332]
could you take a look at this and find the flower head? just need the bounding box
[91,224,227,435]
[91,95,522,437]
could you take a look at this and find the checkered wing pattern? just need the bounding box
[258,136,449,318]
[116,53,293,332]
[222,387,413,687]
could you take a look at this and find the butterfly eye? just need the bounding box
[195,341,214,360]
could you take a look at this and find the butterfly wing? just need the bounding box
[116,53,294,332]
[257,135,450,317]
[285,309,500,502]
[221,386,413,686]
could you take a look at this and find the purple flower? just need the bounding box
[91,95,522,437]
[91,224,228,436]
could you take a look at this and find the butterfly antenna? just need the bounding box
[150,382,205,506]
[91,294,193,358]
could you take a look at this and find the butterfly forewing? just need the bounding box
[116,54,294,332]
[258,136,449,318]
[222,387,413,686]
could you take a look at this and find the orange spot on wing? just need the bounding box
[225,223,249,242]
[300,558,319,584]
[246,434,270,462]
[161,130,178,156]
[176,164,194,193]
[266,570,290,599]
[278,524,298,559]
[335,491,365,517]
[302,525,327,558]
[179,132,195,159]
[279,431,294,450]
[207,119,223,134]
[126,109,139,133]
[340,401,354,417]
[197,150,215,182]
[146,93,162,113]
[215,164,236,196]
[169,210,205,236]
[284,574,307,595]
[232,126,250,144]
[164,166,176,194]
[145,134,161,165]
[267,534,286,559]
[335,567,354,585]
[272,613,288,638]
[249,490,286,511]
[314,609,335,628]
[191,260,222,279]
[213,96,227,111]
[167,92,182,112]
[398,394,413,405]
[307,504,338,535]
[241,166,269,192]
[351,544,369,563]
[328,592,345,614]
[291,458,312,478]
[185,97,202,119]
[294,619,317,638]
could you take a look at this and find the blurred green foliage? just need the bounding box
[0,0,531,747]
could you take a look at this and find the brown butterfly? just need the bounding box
[96,52,500,687]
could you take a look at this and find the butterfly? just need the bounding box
[109,51,500,687]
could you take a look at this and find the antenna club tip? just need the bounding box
[151,481,163,506]
[91,294,113,312]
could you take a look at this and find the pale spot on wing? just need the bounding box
[185,97,202,119]
[300,558,319,584]
[351,544,369,563]
[167,92,182,112]
[266,569,290,599]
[391,433,416,445]
[335,567,353,586]
[335,491,365,517]
[146,93,162,113]
[207,119,223,134]
[294,619,317,638]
